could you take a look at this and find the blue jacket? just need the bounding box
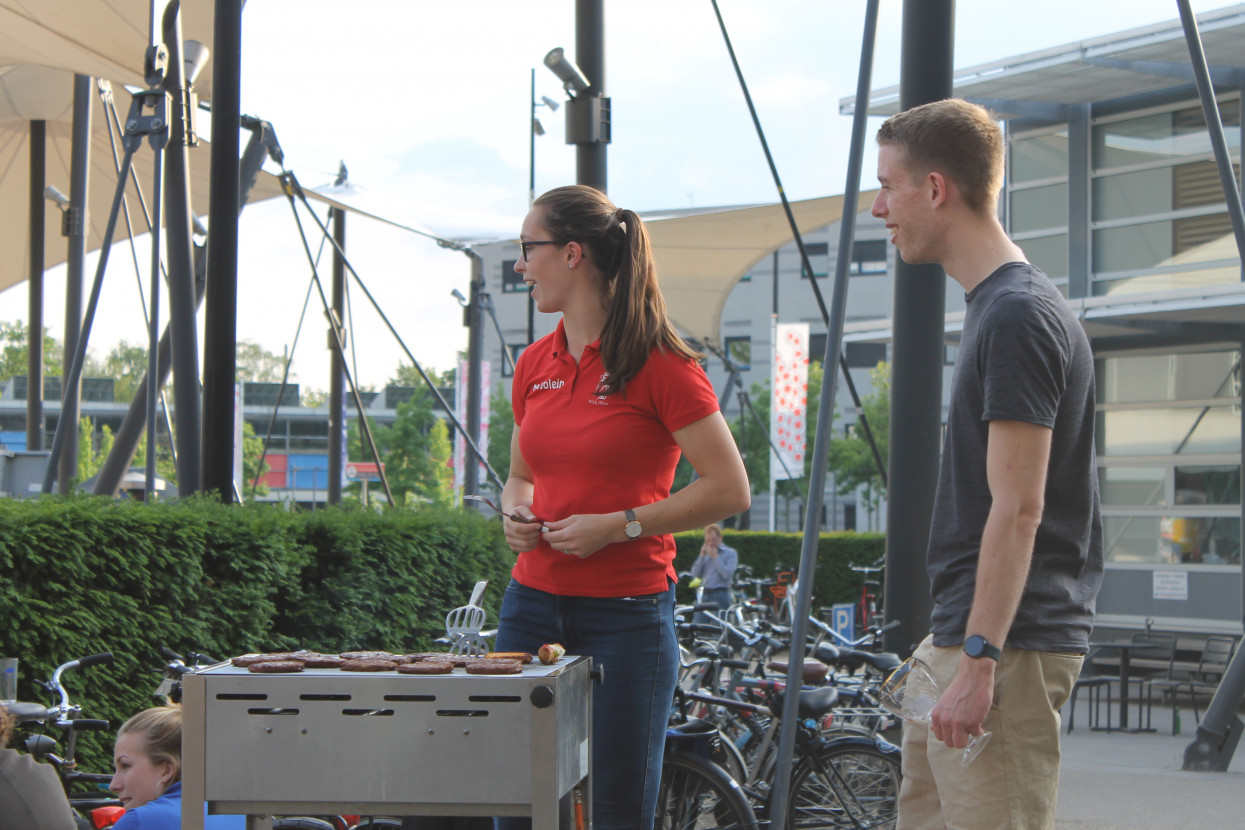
[112,783,246,830]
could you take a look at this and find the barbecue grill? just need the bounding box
[181,657,594,829]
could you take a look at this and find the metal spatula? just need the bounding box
[446,579,490,656]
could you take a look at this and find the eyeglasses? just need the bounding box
[519,239,564,261]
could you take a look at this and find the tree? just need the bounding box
[0,320,62,383]
[729,360,826,500]
[242,422,270,497]
[236,340,288,383]
[487,384,513,480]
[102,341,151,403]
[346,364,455,508]
[77,417,114,484]
[827,361,890,529]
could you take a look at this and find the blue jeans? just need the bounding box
[493,578,678,830]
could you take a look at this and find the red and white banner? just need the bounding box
[770,323,809,481]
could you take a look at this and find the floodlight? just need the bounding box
[540,95,560,111]
[532,117,546,137]
[183,40,210,85]
[543,48,590,96]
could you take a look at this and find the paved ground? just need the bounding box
[1054,699,1243,830]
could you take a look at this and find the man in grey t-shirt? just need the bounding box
[872,99,1102,830]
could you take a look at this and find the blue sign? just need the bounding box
[830,602,855,644]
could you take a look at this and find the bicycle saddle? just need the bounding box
[765,658,830,685]
[773,685,841,720]
[837,649,902,674]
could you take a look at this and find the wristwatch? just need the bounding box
[964,634,1001,662]
[624,508,643,539]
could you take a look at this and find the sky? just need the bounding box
[0,0,1234,393]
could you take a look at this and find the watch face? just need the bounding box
[625,521,642,539]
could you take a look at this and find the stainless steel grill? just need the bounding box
[181,657,593,829]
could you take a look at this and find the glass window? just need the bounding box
[1099,466,1166,507]
[725,336,752,370]
[1160,515,1241,564]
[849,239,888,275]
[1012,131,1069,183]
[1093,100,1241,170]
[1011,183,1067,233]
[1093,220,1174,273]
[1096,407,1242,456]
[845,342,886,369]
[799,242,829,279]
[1104,515,1241,564]
[1097,351,1240,404]
[1175,465,1241,505]
[501,260,526,293]
[1018,234,1068,280]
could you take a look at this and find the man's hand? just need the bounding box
[929,654,995,749]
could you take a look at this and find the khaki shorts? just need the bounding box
[897,635,1082,830]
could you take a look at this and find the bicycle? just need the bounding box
[849,560,885,634]
[5,652,122,826]
[672,680,900,829]
[656,719,758,829]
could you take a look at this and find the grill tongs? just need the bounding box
[446,579,490,656]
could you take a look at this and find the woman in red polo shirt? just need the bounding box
[497,185,750,830]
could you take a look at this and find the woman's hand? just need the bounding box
[542,512,623,559]
[503,505,545,553]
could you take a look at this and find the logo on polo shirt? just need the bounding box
[531,378,566,392]
[589,371,611,405]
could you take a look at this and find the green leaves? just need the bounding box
[0,495,512,773]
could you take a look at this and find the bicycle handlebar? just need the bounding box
[46,652,115,722]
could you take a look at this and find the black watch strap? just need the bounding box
[964,634,1001,662]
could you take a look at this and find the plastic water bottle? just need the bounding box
[1173,706,1182,735]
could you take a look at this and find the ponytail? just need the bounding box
[533,186,699,395]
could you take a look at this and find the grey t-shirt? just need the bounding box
[928,262,1103,654]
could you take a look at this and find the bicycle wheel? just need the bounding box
[788,742,900,829]
[655,750,758,830]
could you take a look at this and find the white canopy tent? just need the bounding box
[0,64,284,297]
[305,186,882,348]
[0,0,216,98]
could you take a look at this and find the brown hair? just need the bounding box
[533,185,700,395]
[117,704,183,784]
[875,98,1004,215]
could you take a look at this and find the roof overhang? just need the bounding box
[844,4,1245,121]
[646,191,879,346]
[843,280,1245,355]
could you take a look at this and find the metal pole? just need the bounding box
[768,2,880,823]
[162,0,202,495]
[202,0,243,501]
[528,68,537,344]
[94,126,268,496]
[328,206,346,505]
[575,0,606,191]
[882,0,954,657]
[27,119,46,452]
[464,251,485,495]
[60,74,92,494]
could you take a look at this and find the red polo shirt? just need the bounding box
[511,321,720,597]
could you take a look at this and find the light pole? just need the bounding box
[528,69,559,344]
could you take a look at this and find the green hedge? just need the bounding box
[0,496,513,774]
[672,528,885,613]
[0,497,883,776]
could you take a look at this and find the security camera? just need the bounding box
[543,47,590,96]
[43,185,70,208]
